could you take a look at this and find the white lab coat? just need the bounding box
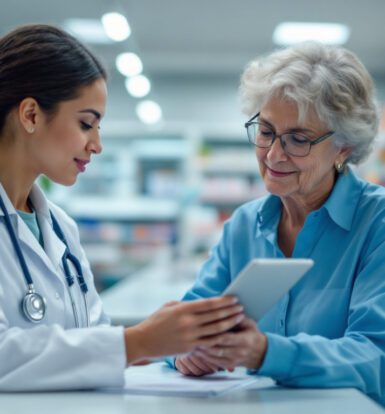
[0,183,126,391]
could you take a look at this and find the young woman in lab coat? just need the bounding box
[0,24,244,391]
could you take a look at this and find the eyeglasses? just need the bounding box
[244,113,334,157]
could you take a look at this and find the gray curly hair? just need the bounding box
[239,42,379,164]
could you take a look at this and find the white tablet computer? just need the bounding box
[222,258,314,321]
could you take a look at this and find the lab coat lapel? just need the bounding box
[0,183,66,277]
[29,183,67,272]
[38,216,67,272]
[18,215,65,275]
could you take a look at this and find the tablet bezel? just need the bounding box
[222,258,314,321]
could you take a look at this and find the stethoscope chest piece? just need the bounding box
[0,193,88,327]
[22,287,46,323]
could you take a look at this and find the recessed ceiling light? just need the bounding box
[116,53,143,77]
[136,100,162,124]
[125,75,151,98]
[273,22,350,46]
[63,19,113,44]
[101,12,131,42]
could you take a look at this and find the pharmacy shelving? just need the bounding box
[195,133,265,219]
[46,126,264,290]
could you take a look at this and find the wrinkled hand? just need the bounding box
[124,297,244,365]
[175,350,223,376]
[192,318,267,371]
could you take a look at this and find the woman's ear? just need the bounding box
[18,98,40,134]
[337,146,352,165]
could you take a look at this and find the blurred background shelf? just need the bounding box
[44,128,265,291]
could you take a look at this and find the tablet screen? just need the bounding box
[222,258,314,321]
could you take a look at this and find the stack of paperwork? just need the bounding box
[122,362,274,397]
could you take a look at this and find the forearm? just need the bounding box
[258,332,384,399]
[125,297,244,366]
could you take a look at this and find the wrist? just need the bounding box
[255,333,268,368]
[248,332,268,370]
[124,326,148,365]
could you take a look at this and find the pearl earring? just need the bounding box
[335,162,344,173]
[28,127,35,134]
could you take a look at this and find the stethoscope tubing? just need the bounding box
[0,195,34,286]
[0,194,89,327]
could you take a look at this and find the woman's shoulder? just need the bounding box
[334,168,385,217]
[350,178,385,246]
[358,178,385,211]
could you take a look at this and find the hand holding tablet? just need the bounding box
[222,258,314,321]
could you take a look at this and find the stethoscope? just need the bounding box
[0,194,89,328]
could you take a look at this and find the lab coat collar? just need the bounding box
[0,182,51,221]
[29,182,53,223]
[0,183,18,217]
[0,182,67,276]
[29,183,68,268]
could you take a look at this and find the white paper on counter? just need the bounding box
[121,362,275,397]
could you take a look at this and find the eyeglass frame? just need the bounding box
[244,112,335,157]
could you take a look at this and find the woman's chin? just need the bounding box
[264,180,295,198]
[48,175,78,187]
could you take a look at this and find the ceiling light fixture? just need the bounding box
[273,22,350,46]
[136,100,162,125]
[125,75,151,98]
[116,53,143,77]
[63,19,113,44]
[101,12,131,42]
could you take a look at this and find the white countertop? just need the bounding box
[1,381,383,414]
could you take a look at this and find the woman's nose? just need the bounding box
[266,136,288,163]
[88,133,102,155]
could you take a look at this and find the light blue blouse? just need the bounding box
[181,168,385,404]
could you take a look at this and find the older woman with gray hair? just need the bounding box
[172,42,385,404]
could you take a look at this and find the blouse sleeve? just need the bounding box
[258,236,385,405]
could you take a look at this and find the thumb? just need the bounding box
[238,317,257,330]
[131,359,152,366]
[164,300,180,308]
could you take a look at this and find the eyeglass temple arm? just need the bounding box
[245,112,260,127]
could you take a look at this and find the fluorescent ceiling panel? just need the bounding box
[273,22,350,45]
[63,19,113,44]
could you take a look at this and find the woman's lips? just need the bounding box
[266,166,296,177]
[74,158,89,172]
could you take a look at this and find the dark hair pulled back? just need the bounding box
[0,24,106,133]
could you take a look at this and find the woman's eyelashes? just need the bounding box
[80,121,93,131]
[80,120,101,131]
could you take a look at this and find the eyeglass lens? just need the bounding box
[247,122,311,157]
